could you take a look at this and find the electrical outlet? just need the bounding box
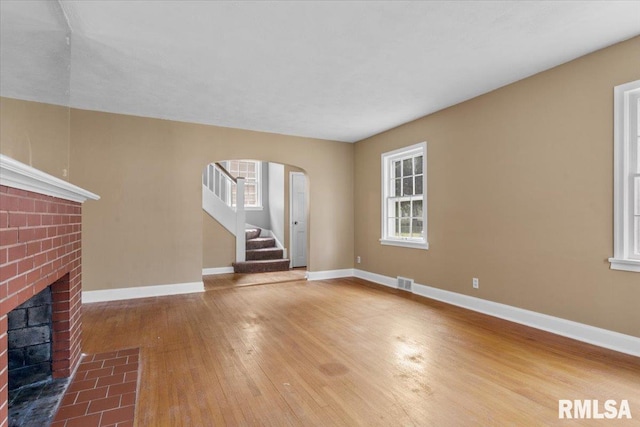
[472,278,479,289]
[356,256,361,264]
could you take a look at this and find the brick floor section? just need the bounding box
[51,348,139,427]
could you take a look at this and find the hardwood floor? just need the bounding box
[81,277,640,426]
[203,269,306,290]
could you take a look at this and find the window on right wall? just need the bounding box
[380,142,428,250]
[609,79,640,272]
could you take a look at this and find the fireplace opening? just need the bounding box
[8,287,53,390]
[7,276,73,427]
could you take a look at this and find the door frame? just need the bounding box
[289,171,307,268]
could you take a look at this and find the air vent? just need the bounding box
[397,276,413,292]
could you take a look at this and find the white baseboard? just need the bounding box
[307,269,355,281]
[83,281,205,303]
[202,267,234,275]
[353,269,640,357]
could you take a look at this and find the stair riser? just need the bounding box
[233,260,290,273]
[245,229,261,240]
[247,238,276,250]
[247,249,284,261]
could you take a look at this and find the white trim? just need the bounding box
[353,269,397,288]
[611,79,640,272]
[608,258,640,273]
[379,238,429,250]
[289,171,307,268]
[380,142,428,249]
[306,269,354,281]
[83,281,205,303]
[0,154,100,203]
[202,267,234,275]
[353,269,640,357]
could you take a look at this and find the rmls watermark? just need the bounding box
[559,400,632,419]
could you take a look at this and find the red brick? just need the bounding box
[85,366,114,380]
[7,212,26,227]
[94,351,118,361]
[26,241,41,255]
[107,382,137,396]
[112,363,138,375]
[124,371,137,383]
[17,258,33,274]
[7,275,27,296]
[65,413,101,427]
[0,212,7,228]
[27,213,41,226]
[0,229,18,246]
[18,197,34,212]
[53,401,89,419]
[0,263,16,283]
[60,391,78,406]
[99,405,135,425]
[1,195,20,212]
[87,395,121,414]
[103,357,129,368]
[96,373,125,388]
[120,392,136,407]
[67,378,98,393]
[75,386,108,403]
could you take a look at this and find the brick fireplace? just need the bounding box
[0,155,98,427]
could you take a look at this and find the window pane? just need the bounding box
[414,155,423,175]
[400,201,411,217]
[635,176,640,215]
[403,177,413,195]
[389,201,400,218]
[400,219,410,236]
[394,160,402,178]
[403,158,413,176]
[414,175,423,195]
[412,219,423,238]
[394,179,401,197]
[412,199,423,218]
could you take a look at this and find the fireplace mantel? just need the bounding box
[0,154,99,203]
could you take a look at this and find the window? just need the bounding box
[224,160,262,209]
[609,80,640,272]
[380,142,428,249]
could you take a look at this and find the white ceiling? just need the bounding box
[1,1,639,143]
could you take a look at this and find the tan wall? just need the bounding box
[69,110,354,291]
[202,211,235,269]
[0,97,70,180]
[354,36,640,337]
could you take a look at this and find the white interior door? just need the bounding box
[290,172,307,268]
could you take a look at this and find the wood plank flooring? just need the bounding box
[81,277,640,426]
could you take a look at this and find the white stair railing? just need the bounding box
[202,162,245,263]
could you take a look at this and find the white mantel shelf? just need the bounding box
[0,154,99,203]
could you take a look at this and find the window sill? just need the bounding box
[380,238,429,250]
[608,258,640,273]
[245,206,263,211]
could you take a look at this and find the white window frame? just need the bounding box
[223,160,263,210]
[380,141,428,250]
[609,79,640,273]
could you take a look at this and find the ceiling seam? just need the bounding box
[56,0,73,33]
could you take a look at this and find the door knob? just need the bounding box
[294,221,298,225]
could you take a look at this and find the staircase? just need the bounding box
[233,228,290,273]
